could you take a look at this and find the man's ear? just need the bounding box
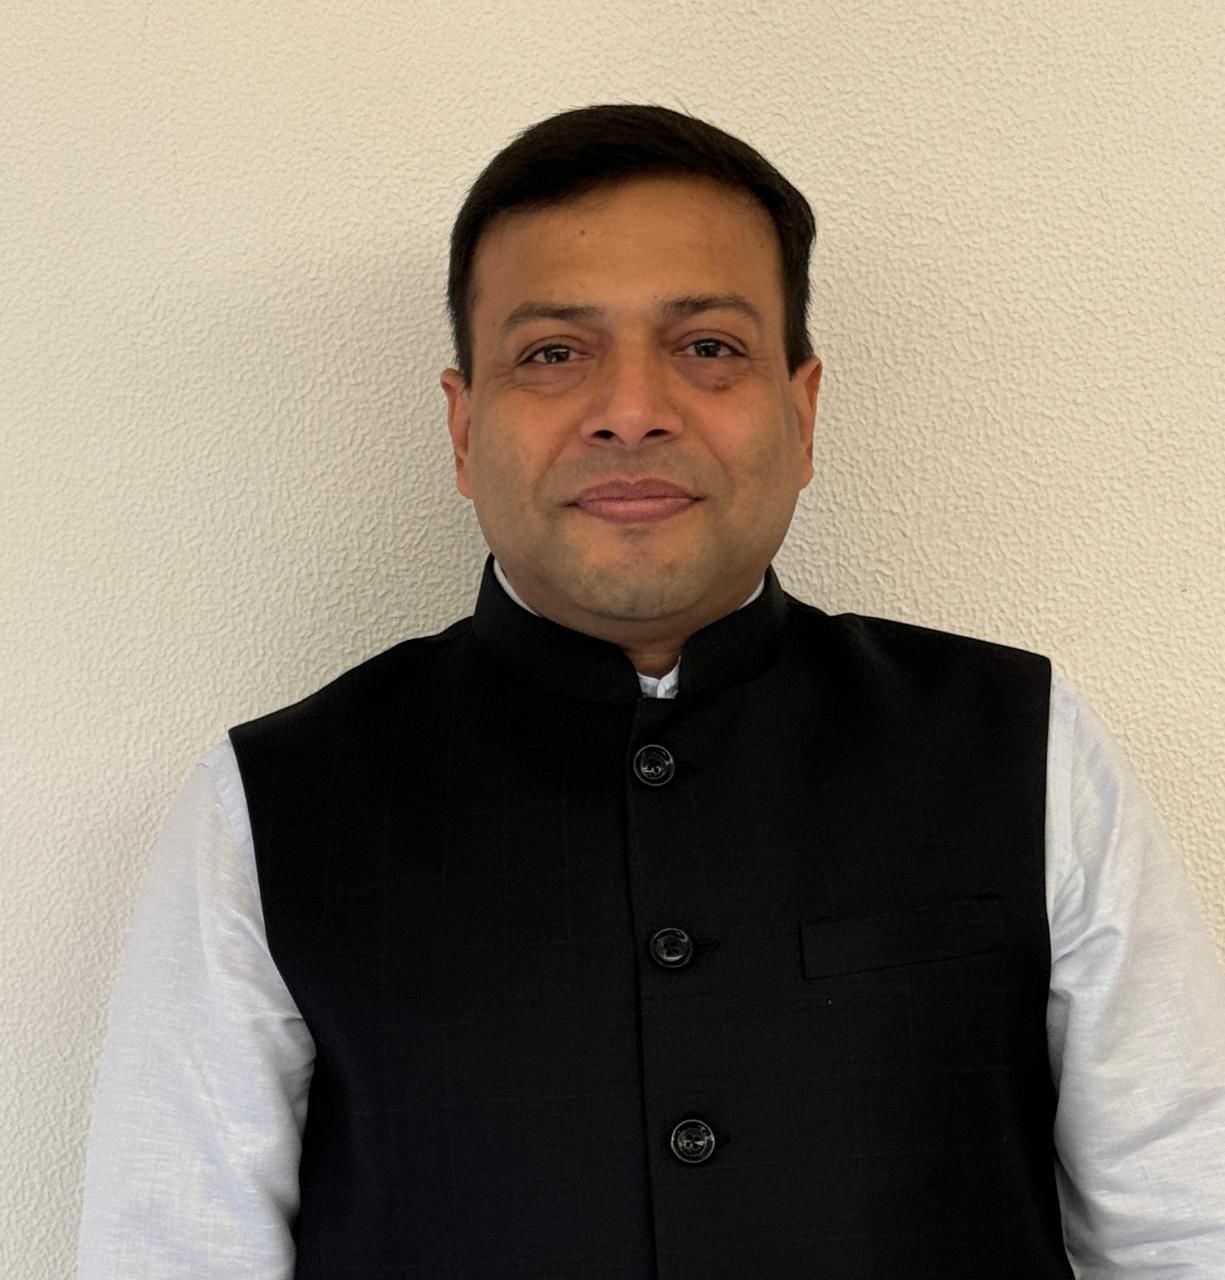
[791,355,822,486]
[440,368,474,499]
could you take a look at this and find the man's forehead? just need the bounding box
[495,171,762,231]
[516,181,761,250]
[472,179,781,331]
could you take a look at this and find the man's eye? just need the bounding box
[524,345,574,365]
[688,338,742,358]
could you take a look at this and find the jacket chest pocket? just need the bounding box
[800,896,1005,981]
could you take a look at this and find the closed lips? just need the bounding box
[573,479,696,502]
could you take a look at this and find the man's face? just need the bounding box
[440,173,822,647]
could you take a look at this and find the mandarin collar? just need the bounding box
[469,552,789,704]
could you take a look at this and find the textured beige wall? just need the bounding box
[3,2,1223,1274]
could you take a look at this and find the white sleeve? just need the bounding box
[77,740,314,1278]
[1045,671,1225,1277]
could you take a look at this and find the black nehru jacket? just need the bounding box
[228,553,1072,1279]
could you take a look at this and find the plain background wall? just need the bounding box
[3,2,1223,1274]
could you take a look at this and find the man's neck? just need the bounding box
[491,557,763,679]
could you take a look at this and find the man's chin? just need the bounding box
[502,533,713,620]
[568,562,709,625]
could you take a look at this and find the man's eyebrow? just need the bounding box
[499,294,765,337]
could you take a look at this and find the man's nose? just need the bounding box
[580,340,683,447]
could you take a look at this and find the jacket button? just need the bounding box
[633,744,675,786]
[649,927,694,969]
[670,1118,716,1164]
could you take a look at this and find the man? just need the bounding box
[78,104,1225,1277]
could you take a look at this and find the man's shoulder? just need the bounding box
[785,594,1052,685]
[229,615,473,744]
